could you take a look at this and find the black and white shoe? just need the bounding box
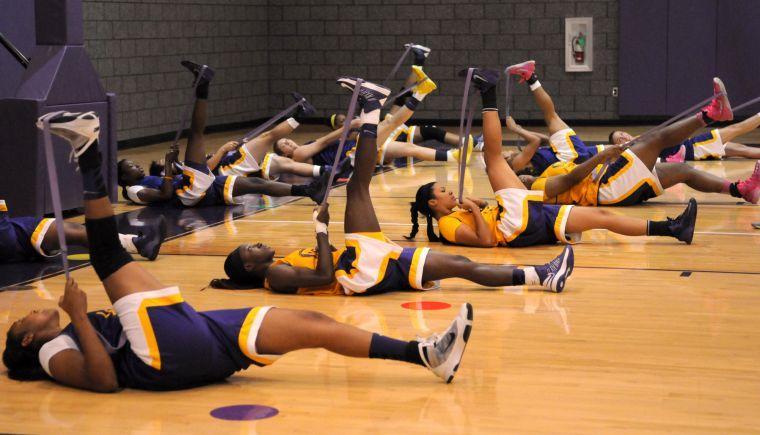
[419,303,473,383]
[459,68,500,93]
[535,245,574,293]
[180,60,215,85]
[292,92,316,118]
[305,171,330,204]
[133,216,167,261]
[405,43,431,57]
[668,198,698,244]
[336,77,391,111]
[36,111,100,159]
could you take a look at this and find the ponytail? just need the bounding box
[209,248,265,290]
[405,182,440,242]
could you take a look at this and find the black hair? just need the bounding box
[608,130,618,145]
[2,328,49,381]
[116,159,129,187]
[209,248,265,290]
[272,139,286,156]
[405,182,441,242]
[516,165,541,177]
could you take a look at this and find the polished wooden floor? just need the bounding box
[2,126,760,433]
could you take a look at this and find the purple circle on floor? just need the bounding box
[210,405,279,421]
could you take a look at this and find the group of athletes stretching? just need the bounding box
[3,45,759,392]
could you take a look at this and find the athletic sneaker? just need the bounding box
[411,65,437,95]
[305,171,331,204]
[450,135,475,164]
[405,43,431,58]
[664,145,687,163]
[336,77,391,110]
[668,198,698,244]
[180,60,215,85]
[35,111,100,159]
[291,92,316,118]
[459,68,500,93]
[419,303,473,383]
[737,160,760,204]
[535,245,574,293]
[505,60,536,83]
[133,216,167,261]
[472,133,485,152]
[702,77,733,122]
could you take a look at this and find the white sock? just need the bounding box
[312,165,321,177]
[446,149,456,162]
[360,108,380,126]
[119,233,138,254]
[286,117,300,129]
[523,266,540,285]
[412,91,427,102]
[529,80,542,91]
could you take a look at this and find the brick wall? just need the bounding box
[82,0,269,141]
[266,0,619,122]
[82,0,618,142]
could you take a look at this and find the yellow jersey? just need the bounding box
[530,161,600,206]
[264,248,346,295]
[437,206,507,245]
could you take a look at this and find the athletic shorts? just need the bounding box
[0,202,55,261]
[598,149,664,206]
[549,128,588,162]
[112,287,279,390]
[335,232,438,295]
[494,188,580,247]
[218,145,261,177]
[176,162,238,207]
[259,152,280,181]
[660,129,726,161]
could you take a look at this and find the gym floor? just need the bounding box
[1,125,759,433]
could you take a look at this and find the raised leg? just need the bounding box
[183,95,209,166]
[656,162,731,193]
[629,116,705,170]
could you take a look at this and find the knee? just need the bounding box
[295,310,334,327]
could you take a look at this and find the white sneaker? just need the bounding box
[419,302,473,383]
[36,111,100,159]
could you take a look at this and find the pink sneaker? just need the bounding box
[665,145,686,163]
[505,60,536,83]
[701,77,733,122]
[737,161,760,204]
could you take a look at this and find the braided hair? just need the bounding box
[405,182,441,242]
[208,247,264,290]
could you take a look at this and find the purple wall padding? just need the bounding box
[619,0,669,116]
[0,0,36,97]
[717,0,760,116]
[16,46,106,105]
[35,0,83,45]
[666,0,717,113]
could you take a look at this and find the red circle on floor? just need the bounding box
[401,301,452,311]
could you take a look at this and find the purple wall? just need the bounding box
[0,0,35,97]
[620,0,758,117]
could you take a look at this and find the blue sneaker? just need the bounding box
[181,60,215,85]
[473,133,484,151]
[668,198,698,244]
[292,92,316,118]
[535,245,574,293]
[459,68,499,92]
[133,216,167,261]
[336,77,391,111]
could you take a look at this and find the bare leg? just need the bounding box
[421,251,518,286]
[244,118,298,162]
[389,68,418,116]
[270,155,321,178]
[718,114,760,143]
[232,177,296,197]
[630,117,705,170]
[565,207,647,236]
[41,222,89,253]
[531,86,570,135]
[725,142,760,159]
[383,141,438,162]
[656,162,730,193]
[482,111,525,190]
[255,308,372,357]
[183,98,208,166]
[345,132,381,233]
